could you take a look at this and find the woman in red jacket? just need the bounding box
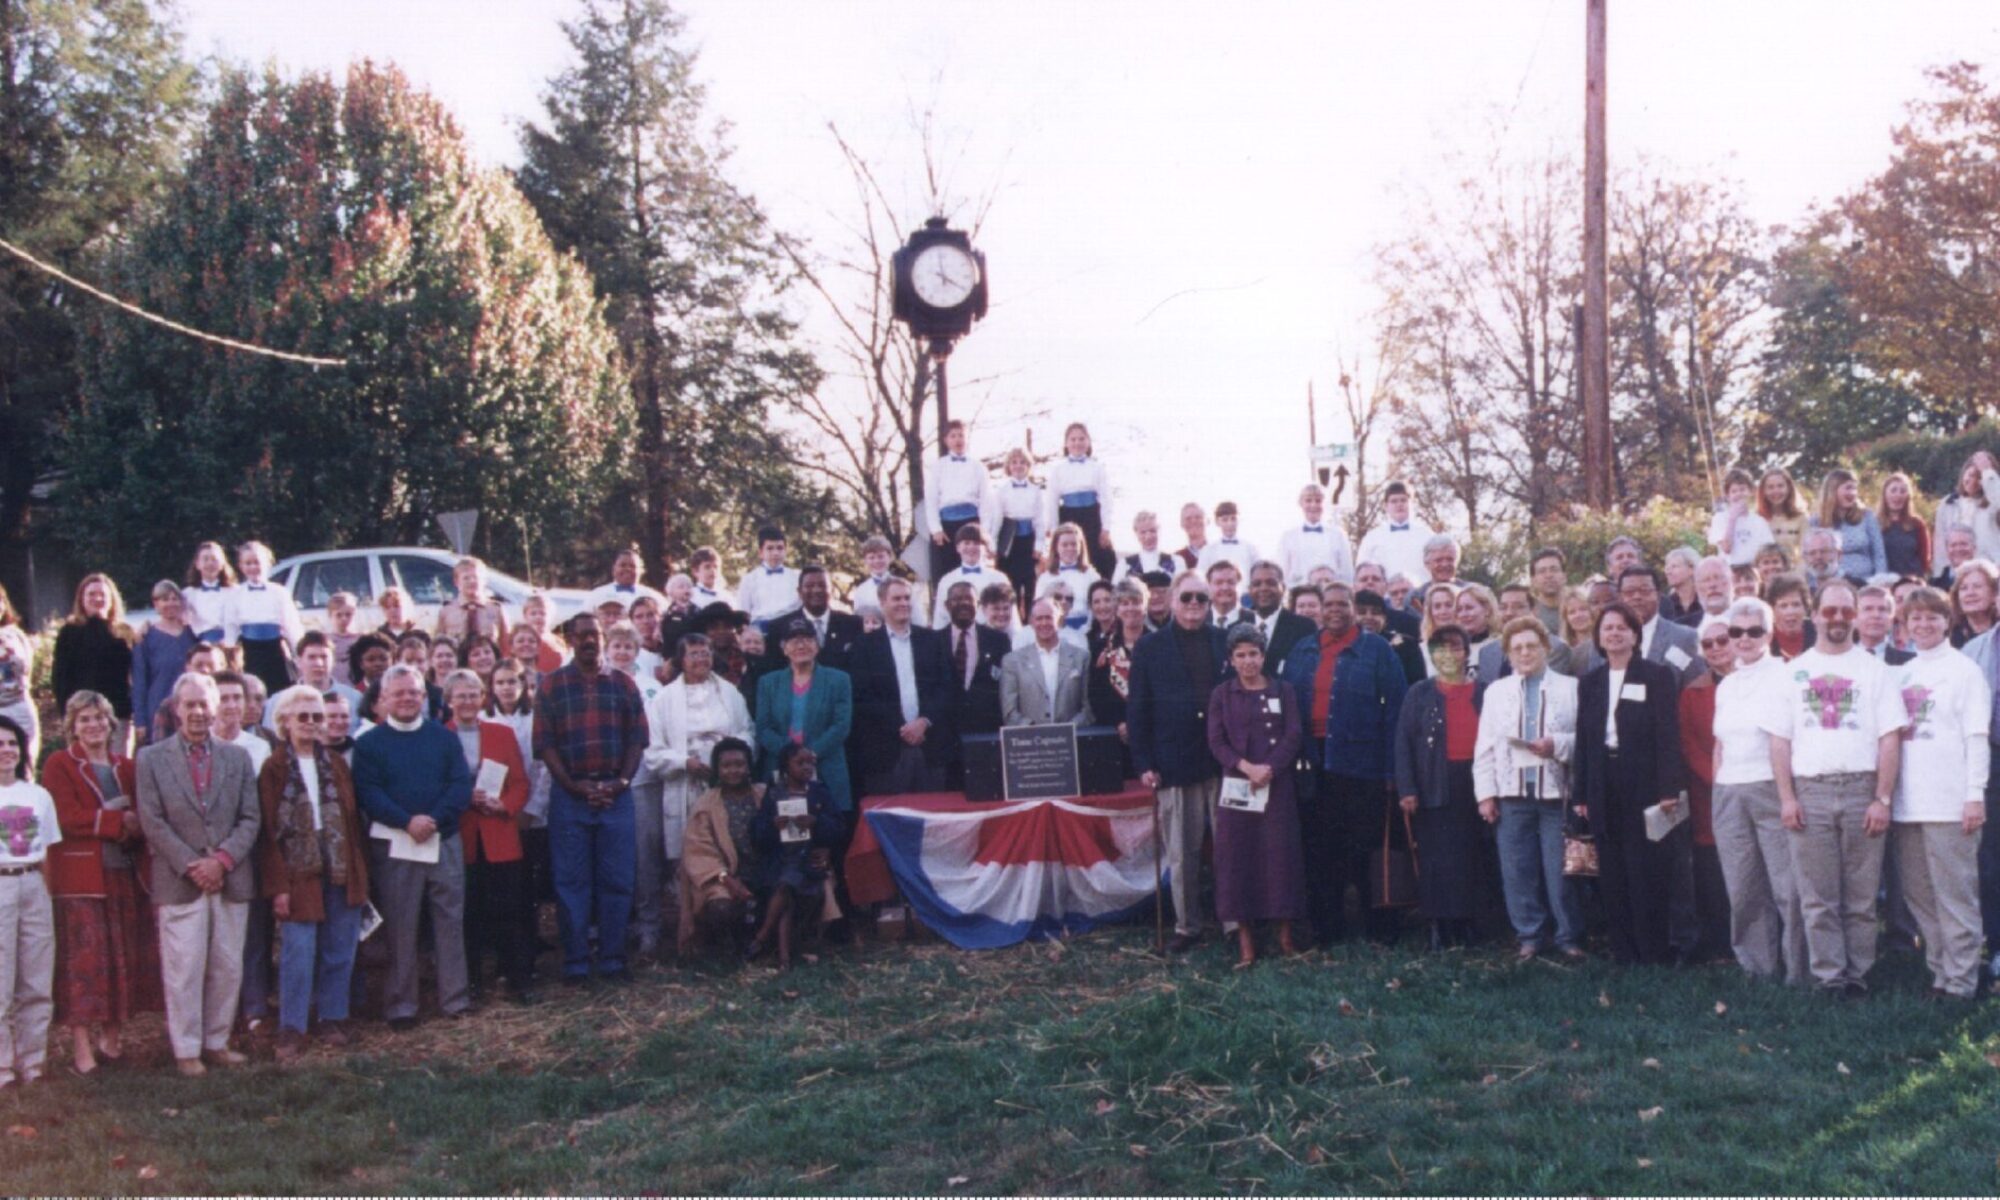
[443,670,532,1002]
[42,690,160,1075]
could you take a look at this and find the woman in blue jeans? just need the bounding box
[257,686,370,1061]
[1471,616,1587,960]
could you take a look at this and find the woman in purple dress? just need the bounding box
[1206,624,1307,968]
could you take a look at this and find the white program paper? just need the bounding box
[475,759,509,797]
[777,796,811,843]
[1643,798,1690,842]
[370,821,442,863]
[1218,776,1270,814]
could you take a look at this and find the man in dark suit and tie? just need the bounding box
[849,579,954,796]
[766,565,862,673]
[1242,561,1316,674]
[1576,566,1705,685]
[136,672,261,1076]
[941,581,1011,740]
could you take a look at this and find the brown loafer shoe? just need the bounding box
[274,1032,307,1063]
[205,1048,249,1067]
[176,1057,207,1078]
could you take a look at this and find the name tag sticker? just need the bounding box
[1265,697,1284,714]
[1664,645,1692,670]
[1620,683,1647,703]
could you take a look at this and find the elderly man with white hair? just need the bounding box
[136,672,262,1075]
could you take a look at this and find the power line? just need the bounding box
[0,236,348,368]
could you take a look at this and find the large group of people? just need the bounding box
[1,435,1997,1087]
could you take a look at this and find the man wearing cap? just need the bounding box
[767,565,862,674]
[1127,570,1231,951]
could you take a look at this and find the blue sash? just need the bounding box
[240,622,281,641]
[939,503,980,523]
[1059,491,1098,508]
[1012,519,1036,538]
[197,628,226,644]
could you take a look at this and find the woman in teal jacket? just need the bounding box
[754,613,855,811]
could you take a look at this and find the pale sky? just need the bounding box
[178,0,2000,559]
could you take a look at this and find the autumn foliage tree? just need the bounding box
[55,62,629,589]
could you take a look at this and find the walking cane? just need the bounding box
[1151,783,1165,954]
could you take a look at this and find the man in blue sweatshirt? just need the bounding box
[354,664,472,1029]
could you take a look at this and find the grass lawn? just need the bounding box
[4,925,1997,1195]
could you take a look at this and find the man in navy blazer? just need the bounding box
[1126,569,1231,952]
[848,578,954,797]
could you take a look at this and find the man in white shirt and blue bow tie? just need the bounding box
[932,524,996,628]
[1356,481,1437,590]
[1279,483,1356,585]
[585,547,670,613]
[733,527,801,628]
[924,420,996,583]
[1194,500,1259,578]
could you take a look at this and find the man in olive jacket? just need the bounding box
[137,672,262,1075]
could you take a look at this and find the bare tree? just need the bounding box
[1325,317,1411,542]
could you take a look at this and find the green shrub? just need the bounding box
[1464,498,1713,586]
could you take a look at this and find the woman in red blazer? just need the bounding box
[42,691,161,1075]
[443,670,532,1002]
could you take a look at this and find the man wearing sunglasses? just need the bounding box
[1126,571,1230,953]
[1763,580,1908,998]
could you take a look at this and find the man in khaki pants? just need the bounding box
[137,674,262,1075]
[1765,581,1907,998]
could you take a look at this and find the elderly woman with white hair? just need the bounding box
[643,633,752,955]
[257,685,370,1060]
[1709,596,1806,983]
[1661,546,1703,625]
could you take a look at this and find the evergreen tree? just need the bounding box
[0,0,195,588]
[516,0,830,580]
[55,62,629,590]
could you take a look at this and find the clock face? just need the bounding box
[911,243,980,308]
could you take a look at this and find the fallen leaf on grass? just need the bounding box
[1636,1157,1655,1169]
[7,1124,37,1139]
[1983,1051,2000,1070]
[1337,998,1359,1016]
[1598,991,1613,1008]
[160,1108,180,1118]
[1094,1100,1117,1116]
[1480,1074,1499,1086]
[1637,1106,1664,1122]
[781,990,800,1001]
[1306,1145,1327,1165]
[136,1166,159,1181]
[1714,1000,1729,1015]
[1128,1144,1151,1159]
[1836,1062,1852,1076]
[946,1176,970,1187]
[1568,1039,1581,1051]
[1641,1057,1661,1070]
[1385,978,1403,991]
[111,1155,128,1168]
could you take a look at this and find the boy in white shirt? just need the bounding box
[1278,483,1355,584]
[1708,468,1777,567]
[1194,501,1258,578]
[1356,481,1436,589]
[734,527,801,628]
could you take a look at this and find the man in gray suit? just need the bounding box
[1476,583,1573,681]
[136,672,261,1076]
[1577,566,1705,685]
[1000,599,1094,727]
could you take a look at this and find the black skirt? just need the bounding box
[1413,761,1483,921]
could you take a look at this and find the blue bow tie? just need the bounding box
[1012,480,1029,487]
[961,566,982,574]
[1222,538,1238,545]
[615,584,635,593]
[948,454,966,462]
[200,583,220,591]
[872,576,888,586]
[1303,525,1322,533]
[1390,524,1409,532]
[247,583,266,590]
[766,567,787,575]
[1067,456,1087,464]
[1060,564,1084,572]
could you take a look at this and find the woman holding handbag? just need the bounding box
[1572,602,1691,966]
[1394,624,1488,949]
[1205,624,1307,968]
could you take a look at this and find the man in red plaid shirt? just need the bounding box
[534,614,648,984]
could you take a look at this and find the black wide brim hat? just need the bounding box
[689,601,749,631]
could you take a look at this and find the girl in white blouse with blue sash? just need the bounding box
[1043,423,1115,580]
[924,420,996,584]
[991,447,1045,620]
[182,541,238,645]
[232,541,305,695]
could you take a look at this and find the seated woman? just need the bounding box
[679,738,765,955]
[747,743,849,970]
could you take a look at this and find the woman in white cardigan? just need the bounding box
[1473,616,1584,960]
[642,634,752,946]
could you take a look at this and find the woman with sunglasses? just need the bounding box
[1675,615,1740,964]
[1709,597,1805,983]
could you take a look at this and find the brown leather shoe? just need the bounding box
[273,1032,307,1063]
[316,1021,350,1048]
[205,1048,250,1068]
[1167,933,1199,954]
[176,1057,207,1078]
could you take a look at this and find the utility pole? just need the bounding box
[1582,0,1612,510]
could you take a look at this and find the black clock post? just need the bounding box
[891,217,988,579]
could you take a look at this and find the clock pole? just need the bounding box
[891,217,988,563]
